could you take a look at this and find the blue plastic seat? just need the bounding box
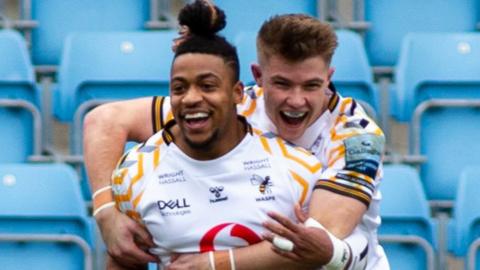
[394,32,480,122]
[0,30,41,163]
[30,0,149,65]
[331,30,378,117]
[55,30,176,124]
[365,0,478,66]
[215,0,317,41]
[397,33,480,200]
[0,163,93,270]
[449,166,480,269]
[232,31,257,86]
[380,164,437,270]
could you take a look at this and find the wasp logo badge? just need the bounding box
[250,174,273,194]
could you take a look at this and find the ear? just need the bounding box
[233,81,244,105]
[327,67,335,81]
[251,64,263,87]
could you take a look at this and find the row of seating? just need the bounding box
[2,27,480,204]
[2,162,479,269]
[4,0,479,68]
[381,164,480,270]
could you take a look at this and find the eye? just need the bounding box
[304,83,322,91]
[273,80,290,89]
[171,83,186,94]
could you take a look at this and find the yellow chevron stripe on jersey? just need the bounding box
[115,153,144,203]
[240,88,263,117]
[113,168,128,185]
[315,180,371,206]
[133,190,145,209]
[289,170,309,206]
[327,148,346,167]
[276,138,321,174]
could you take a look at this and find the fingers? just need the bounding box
[294,204,308,223]
[267,211,301,233]
[133,224,155,248]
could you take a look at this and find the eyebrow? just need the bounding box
[270,75,325,84]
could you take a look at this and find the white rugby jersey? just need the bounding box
[152,84,388,269]
[112,120,321,267]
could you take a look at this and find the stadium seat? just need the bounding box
[0,163,94,270]
[54,31,176,198]
[215,0,317,41]
[331,30,378,118]
[398,33,480,201]
[379,164,437,270]
[394,32,480,121]
[30,0,149,65]
[232,31,257,86]
[449,166,480,270]
[0,29,42,163]
[365,0,478,66]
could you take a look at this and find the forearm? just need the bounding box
[83,105,129,193]
[232,241,312,270]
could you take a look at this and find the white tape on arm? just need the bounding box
[304,218,351,269]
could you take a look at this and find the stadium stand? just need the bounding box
[380,164,437,270]
[398,33,480,202]
[449,166,480,270]
[30,0,150,66]
[331,29,378,119]
[54,30,175,198]
[0,29,42,163]
[0,163,94,270]
[232,31,257,86]
[214,0,317,40]
[364,0,479,67]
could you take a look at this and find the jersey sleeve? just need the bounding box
[111,132,165,223]
[152,96,173,133]
[315,103,385,207]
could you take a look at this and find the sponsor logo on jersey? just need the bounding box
[199,223,262,252]
[243,158,271,171]
[250,174,275,202]
[157,170,186,184]
[344,134,384,179]
[157,198,191,216]
[209,186,228,203]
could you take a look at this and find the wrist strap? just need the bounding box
[304,217,352,269]
[92,185,114,217]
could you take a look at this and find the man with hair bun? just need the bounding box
[86,0,388,269]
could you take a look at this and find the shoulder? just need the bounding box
[238,85,265,117]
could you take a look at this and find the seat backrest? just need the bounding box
[31,0,149,65]
[450,167,480,257]
[365,0,478,66]
[233,31,257,86]
[332,30,378,114]
[215,0,317,40]
[0,30,40,163]
[394,32,480,121]
[416,105,480,201]
[55,30,176,122]
[380,164,436,270]
[0,163,93,270]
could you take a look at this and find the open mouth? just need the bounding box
[183,112,210,128]
[280,111,308,125]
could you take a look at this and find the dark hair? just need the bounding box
[175,0,240,82]
[257,14,338,64]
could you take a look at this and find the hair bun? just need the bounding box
[178,0,226,37]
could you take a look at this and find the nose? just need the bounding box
[285,88,306,108]
[182,86,202,106]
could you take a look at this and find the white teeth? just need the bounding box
[185,112,208,120]
[282,111,306,118]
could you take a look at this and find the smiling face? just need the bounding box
[253,54,333,142]
[170,53,243,159]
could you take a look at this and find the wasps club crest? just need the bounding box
[250,174,273,194]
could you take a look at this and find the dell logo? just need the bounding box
[157,199,191,210]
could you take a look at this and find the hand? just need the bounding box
[96,207,159,268]
[166,253,210,270]
[262,205,333,267]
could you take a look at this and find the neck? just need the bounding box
[171,116,247,161]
